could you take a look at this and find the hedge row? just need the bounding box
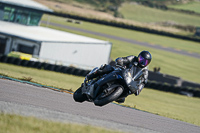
[146,82,200,98]
[45,11,200,43]
[140,1,200,16]
[0,55,90,77]
[1,55,199,98]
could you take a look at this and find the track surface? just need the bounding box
[1,79,200,133]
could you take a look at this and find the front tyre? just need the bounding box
[73,87,87,102]
[94,86,123,106]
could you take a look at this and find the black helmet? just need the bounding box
[138,51,152,68]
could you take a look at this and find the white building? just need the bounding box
[0,0,112,69]
[0,0,53,25]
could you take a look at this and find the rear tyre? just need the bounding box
[94,86,123,106]
[73,87,87,103]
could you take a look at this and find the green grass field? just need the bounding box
[0,63,200,126]
[119,2,200,26]
[42,15,200,55]
[41,15,200,83]
[168,1,200,14]
[0,113,121,133]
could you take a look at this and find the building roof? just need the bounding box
[0,0,53,12]
[0,21,110,44]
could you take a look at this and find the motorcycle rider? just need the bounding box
[85,50,152,103]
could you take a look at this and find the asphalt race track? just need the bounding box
[1,79,200,133]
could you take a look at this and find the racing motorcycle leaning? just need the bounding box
[73,64,145,106]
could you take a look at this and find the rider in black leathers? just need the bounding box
[86,51,152,103]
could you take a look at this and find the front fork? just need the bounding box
[81,79,95,102]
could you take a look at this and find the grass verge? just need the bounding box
[0,63,84,90]
[0,63,200,126]
[122,88,200,126]
[0,113,121,133]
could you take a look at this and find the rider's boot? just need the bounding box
[87,64,114,81]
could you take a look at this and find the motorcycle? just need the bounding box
[73,64,145,106]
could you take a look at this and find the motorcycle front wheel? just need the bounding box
[94,86,123,106]
[73,87,87,102]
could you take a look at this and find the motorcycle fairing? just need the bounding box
[123,66,144,93]
[93,70,123,99]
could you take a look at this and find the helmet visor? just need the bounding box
[138,55,149,67]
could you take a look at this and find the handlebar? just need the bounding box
[114,65,126,70]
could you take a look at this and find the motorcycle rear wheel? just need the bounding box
[94,86,123,106]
